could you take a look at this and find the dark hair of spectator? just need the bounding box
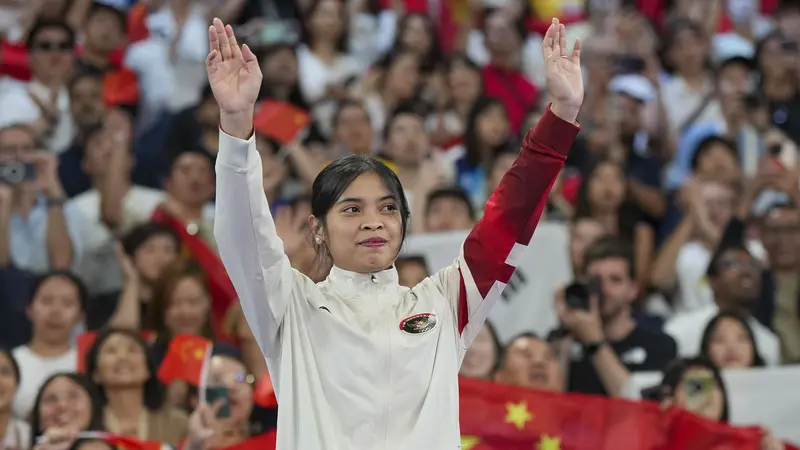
[497,331,538,372]
[147,260,214,343]
[705,241,752,278]
[167,147,214,176]
[574,158,642,241]
[754,32,784,83]
[659,19,708,75]
[699,311,766,368]
[84,328,166,411]
[68,72,103,95]
[757,197,800,224]
[382,102,427,140]
[443,53,482,91]
[776,0,800,15]
[425,186,476,221]
[391,13,443,73]
[395,255,430,277]
[309,156,411,268]
[30,372,105,444]
[581,236,636,280]
[690,136,739,172]
[256,44,309,110]
[28,271,89,312]
[122,222,181,257]
[86,2,127,34]
[0,348,20,384]
[374,49,421,91]
[463,97,512,168]
[487,144,519,172]
[332,98,371,129]
[26,20,76,51]
[301,0,348,53]
[658,357,730,423]
[481,7,528,43]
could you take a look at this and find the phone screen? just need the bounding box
[205,386,231,418]
[682,374,715,410]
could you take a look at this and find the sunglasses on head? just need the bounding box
[32,41,73,52]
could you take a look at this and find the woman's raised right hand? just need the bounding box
[33,428,78,450]
[206,18,263,137]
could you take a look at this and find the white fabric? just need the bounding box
[0,77,75,153]
[0,78,40,128]
[663,305,781,365]
[70,186,164,295]
[609,75,656,103]
[215,130,490,449]
[2,418,30,449]
[11,346,77,419]
[659,77,724,140]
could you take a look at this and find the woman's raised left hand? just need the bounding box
[541,18,583,123]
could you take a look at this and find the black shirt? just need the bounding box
[86,290,149,330]
[568,325,677,396]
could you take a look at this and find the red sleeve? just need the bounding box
[456,106,580,336]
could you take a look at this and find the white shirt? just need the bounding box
[2,418,30,450]
[0,77,74,154]
[11,346,77,419]
[659,76,723,140]
[70,186,164,295]
[664,305,781,366]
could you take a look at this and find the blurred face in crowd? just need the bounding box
[164,275,211,337]
[70,75,106,129]
[308,0,344,43]
[28,26,75,82]
[196,96,220,129]
[206,356,253,424]
[38,376,94,431]
[587,162,626,214]
[165,153,215,207]
[708,248,761,310]
[476,103,510,149]
[758,36,795,80]
[84,7,125,54]
[487,152,516,194]
[384,53,420,101]
[0,126,37,193]
[760,206,800,271]
[777,9,800,42]
[668,26,707,76]
[569,218,606,275]
[494,335,563,392]
[27,275,84,345]
[706,317,756,369]
[133,234,180,283]
[447,59,482,106]
[585,256,638,320]
[693,142,740,185]
[613,94,642,136]
[255,136,289,195]
[698,181,734,229]
[668,367,725,422]
[0,352,18,413]
[261,47,299,87]
[333,104,373,155]
[82,129,123,179]
[460,324,499,379]
[397,258,428,288]
[385,113,428,168]
[484,11,519,55]
[400,14,433,56]
[93,332,150,389]
[425,195,474,232]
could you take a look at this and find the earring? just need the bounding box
[315,236,321,244]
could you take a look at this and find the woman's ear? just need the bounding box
[308,216,323,244]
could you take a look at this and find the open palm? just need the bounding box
[542,18,583,110]
[206,18,262,116]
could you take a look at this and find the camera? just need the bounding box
[564,276,603,310]
[0,161,36,185]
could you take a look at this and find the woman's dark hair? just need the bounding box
[30,372,105,444]
[699,311,766,368]
[69,439,114,450]
[121,222,181,258]
[574,158,642,241]
[28,271,89,313]
[147,260,214,344]
[690,135,739,172]
[659,18,708,74]
[301,0,348,53]
[310,156,411,268]
[658,357,730,423]
[26,20,76,51]
[443,52,483,91]
[0,348,20,384]
[463,97,511,168]
[425,186,476,221]
[84,328,166,411]
[86,2,127,34]
[257,44,309,109]
[391,13,443,74]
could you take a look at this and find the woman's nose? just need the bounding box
[361,221,384,230]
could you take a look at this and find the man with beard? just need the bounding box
[665,239,781,365]
[556,236,676,397]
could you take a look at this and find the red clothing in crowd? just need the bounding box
[482,64,539,133]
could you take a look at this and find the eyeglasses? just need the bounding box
[715,258,759,272]
[31,41,73,52]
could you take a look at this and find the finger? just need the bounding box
[542,19,555,55]
[213,18,231,60]
[208,25,220,58]
[559,23,567,58]
[589,294,600,315]
[242,43,259,72]
[570,38,581,65]
[226,24,243,61]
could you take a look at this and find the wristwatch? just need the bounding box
[582,341,606,359]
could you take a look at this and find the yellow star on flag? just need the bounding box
[460,435,480,450]
[194,348,205,360]
[505,401,533,431]
[538,434,561,450]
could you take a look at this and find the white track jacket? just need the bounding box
[214,108,579,450]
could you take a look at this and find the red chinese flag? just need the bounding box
[157,334,211,386]
[253,101,310,145]
[76,332,98,374]
[103,69,139,107]
[219,430,277,450]
[253,372,278,408]
[102,433,163,450]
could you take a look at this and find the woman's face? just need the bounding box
[133,235,179,283]
[569,218,606,271]
[448,61,481,105]
[699,181,734,228]
[28,276,84,345]
[587,163,626,212]
[707,317,755,369]
[38,376,93,432]
[385,54,420,101]
[0,353,18,412]
[672,367,725,422]
[476,104,510,149]
[206,356,253,423]
[166,153,215,207]
[164,276,211,337]
[460,325,498,379]
[759,37,794,80]
[256,137,289,195]
[93,333,150,389]
[320,172,403,273]
[695,144,741,183]
[669,28,707,75]
[309,0,343,42]
[400,15,432,55]
[262,48,298,86]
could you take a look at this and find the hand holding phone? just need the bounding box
[204,386,231,418]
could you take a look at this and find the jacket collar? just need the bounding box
[328,265,399,287]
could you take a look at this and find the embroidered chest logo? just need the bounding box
[399,313,438,334]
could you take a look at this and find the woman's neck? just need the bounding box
[310,40,337,63]
[106,388,145,422]
[28,336,71,358]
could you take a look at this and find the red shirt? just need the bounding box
[482,64,539,133]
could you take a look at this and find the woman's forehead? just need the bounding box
[340,172,394,199]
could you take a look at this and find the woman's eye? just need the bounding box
[382,204,398,212]
[343,206,360,213]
